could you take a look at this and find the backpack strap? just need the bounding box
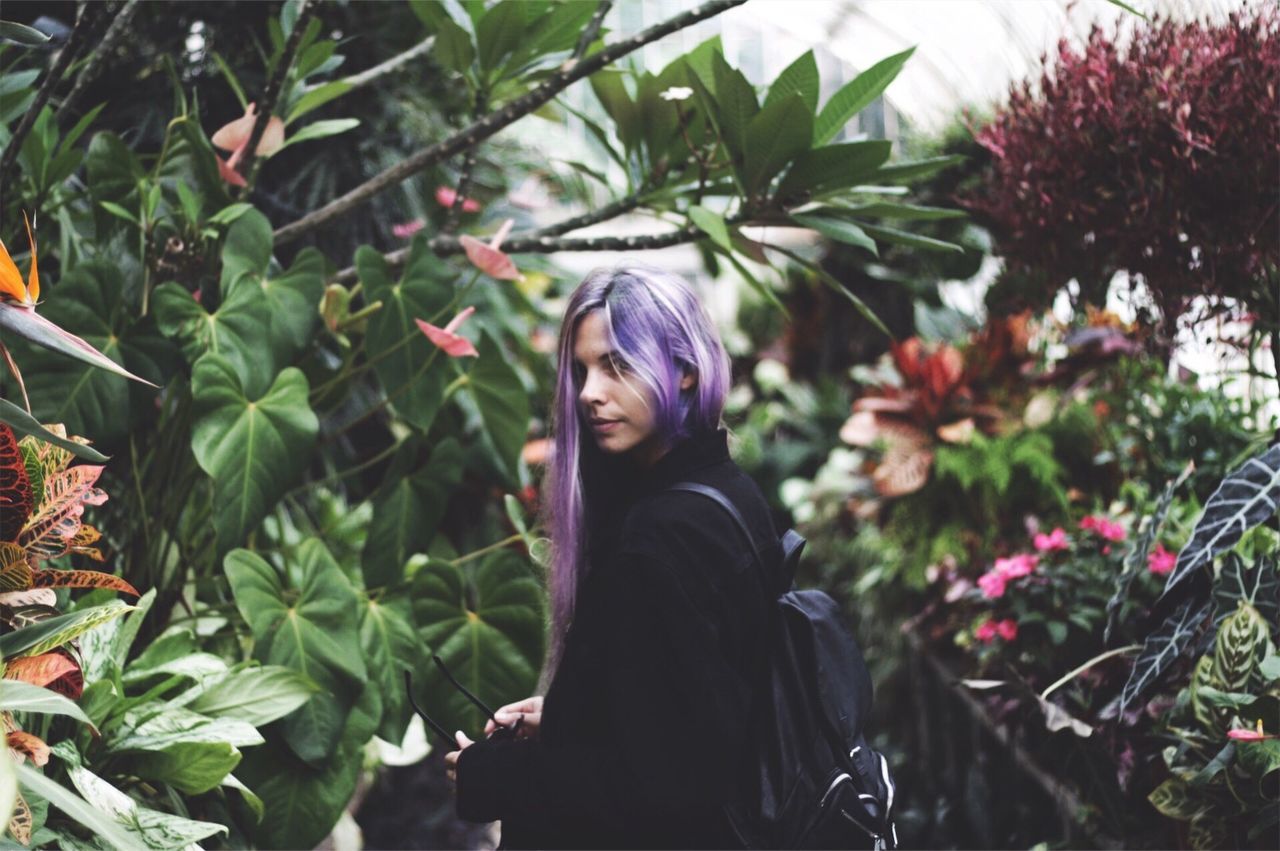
[665,482,763,568]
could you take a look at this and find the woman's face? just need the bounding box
[572,310,690,467]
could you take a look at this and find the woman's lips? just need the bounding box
[591,419,621,433]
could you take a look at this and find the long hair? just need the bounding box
[540,265,731,679]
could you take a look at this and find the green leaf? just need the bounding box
[1260,653,1280,682]
[743,94,811,194]
[0,748,14,841]
[1121,598,1211,713]
[1163,444,1280,602]
[476,0,524,75]
[361,438,463,588]
[589,70,638,153]
[124,742,244,795]
[710,51,758,161]
[211,51,249,109]
[1237,738,1280,778]
[867,154,964,183]
[188,666,320,726]
[1213,603,1270,693]
[97,200,140,227]
[16,763,136,850]
[791,213,878,257]
[689,205,733,254]
[225,542,366,764]
[859,222,965,254]
[1148,777,1200,820]
[359,592,427,742]
[0,602,133,661]
[190,355,319,554]
[469,330,531,482]
[763,50,819,114]
[358,241,454,431]
[208,202,255,225]
[411,550,545,737]
[836,201,967,221]
[814,46,914,145]
[0,21,52,45]
[1214,552,1279,633]
[279,118,361,149]
[0,399,107,462]
[433,13,475,75]
[776,141,892,198]
[285,80,354,125]
[0,681,95,729]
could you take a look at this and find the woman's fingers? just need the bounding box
[485,696,543,736]
[444,731,473,786]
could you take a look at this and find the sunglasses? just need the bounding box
[404,654,523,749]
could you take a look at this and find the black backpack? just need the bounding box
[667,482,899,851]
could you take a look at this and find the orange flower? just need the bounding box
[0,212,40,305]
[212,102,285,187]
[416,305,479,358]
[459,219,521,281]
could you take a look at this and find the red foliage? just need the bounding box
[965,7,1280,323]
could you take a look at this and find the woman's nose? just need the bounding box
[579,370,605,407]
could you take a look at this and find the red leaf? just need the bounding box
[30,568,138,597]
[0,423,32,542]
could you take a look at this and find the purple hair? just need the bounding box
[539,265,731,679]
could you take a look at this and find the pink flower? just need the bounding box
[994,553,1039,579]
[975,619,999,643]
[977,570,1007,599]
[459,218,521,280]
[435,186,481,213]
[1079,515,1126,542]
[995,619,1018,641]
[415,305,479,357]
[1147,543,1176,575]
[1227,721,1276,741]
[212,102,285,187]
[1034,527,1069,552]
[393,219,425,239]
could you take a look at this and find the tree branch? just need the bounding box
[443,92,488,235]
[537,191,645,238]
[273,0,747,246]
[238,0,315,196]
[56,0,140,121]
[324,35,435,93]
[570,0,614,63]
[0,2,98,188]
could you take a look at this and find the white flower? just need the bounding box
[659,86,693,102]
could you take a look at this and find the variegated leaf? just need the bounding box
[0,543,31,592]
[0,604,58,632]
[30,569,137,597]
[1213,603,1269,693]
[17,465,106,561]
[1148,777,1200,820]
[0,589,53,609]
[6,732,49,767]
[0,601,132,660]
[2,652,78,689]
[0,425,32,543]
[1160,443,1280,602]
[1121,597,1211,713]
[65,524,104,561]
[1213,552,1279,635]
[1189,654,1220,732]
[17,428,74,502]
[6,788,31,844]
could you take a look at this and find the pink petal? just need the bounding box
[415,317,478,358]
[217,156,247,187]
[442,305,476,334]
[1226,729,1273,741]
[393,219,425,239]
[459,235,520,280]
[435,186,481,213]
[489,219,514,250]
[212,103,285,156]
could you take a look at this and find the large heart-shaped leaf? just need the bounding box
[411,550,544,737]
[191,355,318,555]
[469,331,531,483]
[357,240,454,431]
[361,438,463,589]
[1160,443,1280,602]
[359,591,427,742]
[153,280,272,394]
[225,541,366,764]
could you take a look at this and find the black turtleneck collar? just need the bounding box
[639,426,730,493]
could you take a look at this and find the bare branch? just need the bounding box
[443,92,488,236]
[0,2,99,187]
[57,0,140,120]
[238,0,315,195]
[570,0,614,63]
[537,191,645,238]
[327,35,435,92]
[273,0,747,246]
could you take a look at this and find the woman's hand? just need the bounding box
[485,695,543,740]
[444,730,473,786]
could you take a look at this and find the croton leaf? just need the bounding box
[6,731,49,767]
[30,569,137,596]
[2,651,80,697]
[225,541,366,765]
[18,464,106,562]
[1120,597,1212,713]
[357,240,454,432]
[1160,443,1280,603]
[190,354,318,555]
[0,543,32,592]
[6,788,30,845]
[0,600,133,661]
[0,424,32,542]
[411,549,545,738]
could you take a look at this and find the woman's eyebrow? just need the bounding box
[572,352,618,366]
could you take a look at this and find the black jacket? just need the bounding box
[455,427,783,849]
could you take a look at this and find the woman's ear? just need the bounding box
[679,367,697,392]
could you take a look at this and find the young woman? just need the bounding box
[446,265,782,849]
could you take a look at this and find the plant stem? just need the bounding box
[56,0,141,121]
[451,533,525,567]
[1039,644,1143,702]
[272,0,747,246]
[318,34,435,93]
[283,440,401,500]
[239,0,314,196]
[571,1,614,62]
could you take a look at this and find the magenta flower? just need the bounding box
[1079,515,1126,542]
[995,619,1018,641]
[1227,721,1276,741]
[975,619,999,643]
[415,305,479,357]
[1147,543,1177,575]
[393,219,425,239]
[435,186,481,213]
[978,570,1007,599]
[994,553,1039,579]
[1034,527,1069,552]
